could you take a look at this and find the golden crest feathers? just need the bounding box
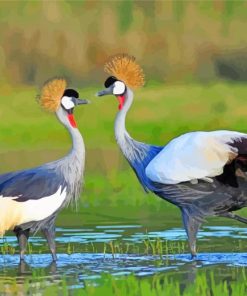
[104,54,145,89]
[38,78,67,112]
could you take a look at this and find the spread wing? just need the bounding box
[145,130,247,185]
[0,167,65,201]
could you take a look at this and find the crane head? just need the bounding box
[97,76,126,110]
[38,78,90,128]
[60,89,89,128]
[97,54,145,110]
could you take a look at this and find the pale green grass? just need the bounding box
[0,82,246,151]
[0,269,246,296]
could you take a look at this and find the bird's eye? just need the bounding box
[61,96,75,110]
[113,81,126,95]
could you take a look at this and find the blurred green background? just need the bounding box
[0,0,247,86]
[0,0,247,223]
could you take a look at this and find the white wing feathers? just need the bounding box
[145,131,247,185]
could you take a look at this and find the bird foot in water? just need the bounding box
[20,255,25,262]
[51,252,57,262]
[190,253,197,260]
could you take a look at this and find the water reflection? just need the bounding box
[1,224,247,293]
[1,252,247,275]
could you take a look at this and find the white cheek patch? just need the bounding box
[61,96,75,110]
[113,81,125,95]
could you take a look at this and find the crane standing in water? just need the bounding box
[97,54,247,258]
[0,78,89,261]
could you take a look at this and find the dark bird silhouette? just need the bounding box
[0,78,89,261]
[97,54,247,258]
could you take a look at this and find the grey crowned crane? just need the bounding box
[0,78,89,261]
[97,54,247,258]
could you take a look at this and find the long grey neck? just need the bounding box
[55,107,85,207]
[56,108,85,170]
[67,124,85,162]
[114,88,163,192]
[114,88,133,154]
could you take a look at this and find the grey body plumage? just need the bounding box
[0,83,88,261]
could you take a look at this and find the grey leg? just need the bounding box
[220,212,247,225]
[181,210,202,259]
[14,227,30,261]
[18,260,29,274]
[42,226,57,261]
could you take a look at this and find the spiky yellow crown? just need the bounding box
[104,54,145,89]
[38,78,67,112]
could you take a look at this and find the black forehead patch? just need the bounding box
[104,76,117,88]
[63,89,79,98]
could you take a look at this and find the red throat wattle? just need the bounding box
[117,95,125,110]
[68,114,77,128]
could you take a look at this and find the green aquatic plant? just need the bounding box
[0,238,193,257]
[81,270,247,296]
[0,242,15,255]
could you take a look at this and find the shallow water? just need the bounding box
[2,224,247,247]
[1,223,247,294]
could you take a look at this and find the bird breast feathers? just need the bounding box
[145,131,246,184]
[0,186,67,236]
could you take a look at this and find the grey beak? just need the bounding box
[74,98,90,105]
[96,87,113,97]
